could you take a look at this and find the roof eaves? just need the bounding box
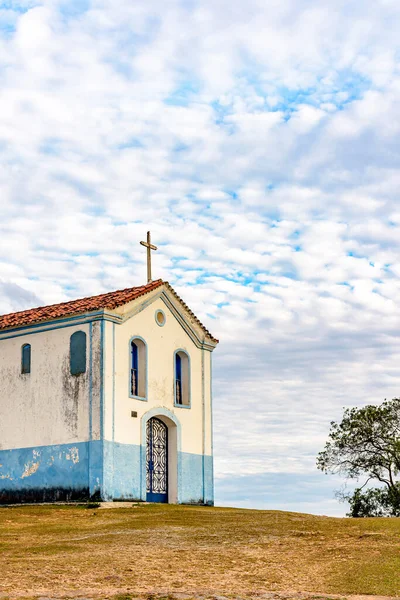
[0,308,112,336]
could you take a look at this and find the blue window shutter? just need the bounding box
[21,344,31,374]
[131,342,138,370]
[131,342,138,395]
[175,353,182,404]
[176,354,182,381]
[70,331,87,376]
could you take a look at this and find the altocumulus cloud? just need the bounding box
[1,0,400,515]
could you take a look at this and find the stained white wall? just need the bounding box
[103,294,213,457]
[0,321,101,450]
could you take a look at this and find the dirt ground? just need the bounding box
[0,593,398,600]
[1,503,400,600]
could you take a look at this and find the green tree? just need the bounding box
[317,398,400,517]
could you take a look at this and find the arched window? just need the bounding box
[70,331,87,376]
[174,350,190,407]
[21,344,31,374]
[130,337,147,399]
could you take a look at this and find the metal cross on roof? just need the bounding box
[140,231,158,283]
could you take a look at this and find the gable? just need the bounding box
[111,283,218,351]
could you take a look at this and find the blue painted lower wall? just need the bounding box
[0,441,100,503]
[104,440,142,501]
[0,441,214,505]
[179,452,214,505]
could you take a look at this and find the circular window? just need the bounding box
[155,309,166,327]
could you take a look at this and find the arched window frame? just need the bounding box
[70,331,87,376]
[129,336,148,401]
[21,343,31,375]
[174,349,191,408]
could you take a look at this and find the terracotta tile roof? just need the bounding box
[0,279,164,332]
[0,279,219,343]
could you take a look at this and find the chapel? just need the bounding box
[0,236,218,504]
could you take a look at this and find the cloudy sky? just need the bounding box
[1,0,400,516]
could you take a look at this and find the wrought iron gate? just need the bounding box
[146,417,168,503]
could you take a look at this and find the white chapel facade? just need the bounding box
[0,278,218,504]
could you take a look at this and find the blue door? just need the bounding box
[146,417,168,503]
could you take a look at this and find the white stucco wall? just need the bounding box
[103,294,213,457]
[0,321,101,451]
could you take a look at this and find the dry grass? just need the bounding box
[0,503,400,600]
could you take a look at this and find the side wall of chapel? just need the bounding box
[0,321,102,503]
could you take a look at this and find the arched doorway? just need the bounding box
[146,417,168,503]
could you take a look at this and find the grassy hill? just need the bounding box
[0,503,400,600]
